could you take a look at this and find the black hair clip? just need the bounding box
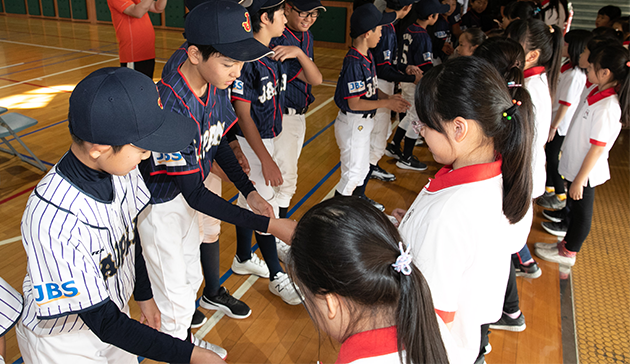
[502,99,521,121]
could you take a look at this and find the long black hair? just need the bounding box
[288,197,450,364]
[504,1,539,22]
[415,57,534,224]
[588,44,630,127]
[505,18,563,96]
[564,29,593,72]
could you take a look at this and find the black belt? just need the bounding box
[341,110,375,118]
[283,106,309,115]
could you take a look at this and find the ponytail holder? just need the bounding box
[548,25,554,33]
[503,100,521,121]
[533,7,541,15]
[626,61,630,68]
[392,242,413,276]
[507,81,522,88]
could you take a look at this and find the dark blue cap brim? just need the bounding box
[133,111,198,153]
[214,38,274,62]
[291,0,326,11]
[378,11,396,26]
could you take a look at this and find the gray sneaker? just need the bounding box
[191,335,228,360]
[396,155,428,171]
[536,193,566,210]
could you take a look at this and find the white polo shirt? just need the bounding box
[553,62,587,136]
[559,87,622,187]
[398,159,523,364]
[524,66,552,199]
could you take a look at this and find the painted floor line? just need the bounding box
[0,59,116,90]
[0,236,21,246]
[0,62,24,70]
[0,39,120,58]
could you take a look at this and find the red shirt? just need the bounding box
[107,0,155,63]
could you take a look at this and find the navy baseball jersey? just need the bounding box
[20,164,149,335]
[334,47,379,114]
[448,3,462,26]
[231,56,286,139]
[400,24,433,72]
[461,9,495,31]
[430,16,452,61]
[373,23,397,77]
[270,28,315,111]
[161,41,188,79]
[0,277,22,337]
[140,67,238,204]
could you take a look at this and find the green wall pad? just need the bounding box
[164,0,185,28]
[5,0,27,14]
[310,6,347,44]
[57,0,71,18]
[42,0,55,16]
[95,0,111,21]
[27,0,41,15]
[149,12,161,26]
[71,0,87,19]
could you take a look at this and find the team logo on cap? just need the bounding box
[156,86,164,109]
[242,12,252,32]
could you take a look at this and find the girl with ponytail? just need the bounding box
[535,44,629,266]
[506,18,563,201]
[393,56,534,363]
[288,197,449,364]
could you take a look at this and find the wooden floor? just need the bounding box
[0,14,625,364]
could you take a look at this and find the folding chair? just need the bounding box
[0,107,47,172]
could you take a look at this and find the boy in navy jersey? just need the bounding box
[333,3,409,206]
[138,0,296,347]
[231,0,314,305]
[269,0,324,257]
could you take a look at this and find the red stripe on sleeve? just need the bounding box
[558,100,571,106]
[589,139,606,147]
[231,96,251,103]
[344,92,367,99]
[435,309,455,324]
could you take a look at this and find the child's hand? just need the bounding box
[547,127,557,143]
[405,65,421,75]
[247,191,275,218]
[229,140,251,175]
[387,94,411,113]
[443,42,454,56]
[271,45,303,62]
[268,218,298,244]
[137,298,161,331]
[569,182,584,200]
[262,159,284,186]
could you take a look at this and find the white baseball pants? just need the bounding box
[199,172,222,243]
[273,111,307,209]
[370,80,395,165]
[399,82,420,138]
[334,110,374,195]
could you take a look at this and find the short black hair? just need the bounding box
[70,132,124,153]
[597,5,621,21]
[249,3,285,33]
[564,29,593,69]
[187,43,221,61]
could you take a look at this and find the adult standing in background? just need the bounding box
[108,0,168,79]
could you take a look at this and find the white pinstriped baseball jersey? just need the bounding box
[0,276,22,336]
[20,164,150,335]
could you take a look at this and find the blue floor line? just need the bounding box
[4,119,68,143]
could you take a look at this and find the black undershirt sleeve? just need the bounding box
[174,167,270,233]
[79,300,194,363]
[376,64,416,84]
[133,229,153,302]
[214,137,256,196]
[225,126,238,144]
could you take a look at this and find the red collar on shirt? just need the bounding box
[541,0,549,6]
[585,80,592,88]
[524,66,545,78]
[426,157,503,192]
[587,86,616,106]
[350,47,373,63]
[560,62,573,73]
[335,326,398,364]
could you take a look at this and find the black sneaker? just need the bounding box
[361,195,385,212]
[536,193,566,210]
[396,155,428,171]
[515,261,542,279]
[385,143,402,160]
[542,209,564,223]
[541,220,567,237]
[190,309,207,329]
[370,164,396,182]
[489,312,526,332]
[199,287,252,319]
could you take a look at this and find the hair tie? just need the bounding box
[392,242,413,276]
[548,25,554,33]
[411,120,422,134]
[626,61,630,68]
[507,81,522,88]
[502,99,521,121]
[533,7,540,15]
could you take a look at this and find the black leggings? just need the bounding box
[545,132,565,194]
[120,59,156,79]
[564,180,595,253]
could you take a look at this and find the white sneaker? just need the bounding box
[191,335,228,360]
[276,238,291,263]
[231,254,270,278]
[534,241,559,250]
[535,246,576,267]
[269,272,302,305]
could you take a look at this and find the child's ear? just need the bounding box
[325,293,341,320]
[451,116,469,143]
[88,144,112,160]
[187,45,202,65]
[261,11,271,25]
[526,49,540,65]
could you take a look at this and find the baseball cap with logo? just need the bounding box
[185,0,253,11]
[69,67,197,153]
[184,0,273,62]
[416,0,449,18]
[290,0,326,11]
[350,3,396,38]
[248,0,285,13]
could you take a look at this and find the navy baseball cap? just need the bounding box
[185,0,253,11]
[249,0,285,13]
[290,0,325,11]
[69,67,196,153]
[397,0,420,6]
[416,0,449,18]
[350,3,396,38]
[184,0,273,62]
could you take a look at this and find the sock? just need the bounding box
[235,226,253,262]
[557,193,567,201]
[521,258,535,266]
[392,127,406,147]
[402,136,416,159]
[200,241,221,298]
[278,207,288,219]
[559,241,577,258]
[545,186,555,194]
[334,190,343,197]
[255,233,283,279]
[352,183,365,197]
[505,310,521,319]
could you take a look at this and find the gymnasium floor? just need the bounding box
[0,15,627,364]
